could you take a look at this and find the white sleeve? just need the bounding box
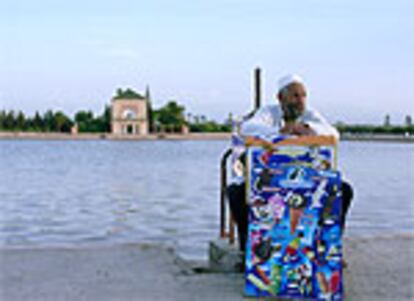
[306,110,340,140]
[240,106,280,136]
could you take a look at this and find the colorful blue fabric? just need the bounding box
[245,143,343,300]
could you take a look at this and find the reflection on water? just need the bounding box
[0,140,413,259]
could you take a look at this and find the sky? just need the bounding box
[1,0,413,124]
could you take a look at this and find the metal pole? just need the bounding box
[220,148,232,238]
[219,67,262,243]
[229,216,235,245]
[254,67,261,110]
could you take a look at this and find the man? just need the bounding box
[227,74,353,251]
[241,74,339,138]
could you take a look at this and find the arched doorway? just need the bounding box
[127,124,133,134]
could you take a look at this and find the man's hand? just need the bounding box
[280,123,316,136]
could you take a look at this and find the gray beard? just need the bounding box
[282,103,301,122]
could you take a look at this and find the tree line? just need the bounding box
[0,110,74,132]
[1,107,412,134]
[2,91,410,134]
[336,124,413,135]
[0,102,231,134]
[0,107,112,133]
[336,114,413,135]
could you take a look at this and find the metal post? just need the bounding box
[229,217,235,245]
[220,148,232,239]
[254,67,261,110]
[219,67,263,244]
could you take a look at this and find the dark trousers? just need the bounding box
[227,181,353,251]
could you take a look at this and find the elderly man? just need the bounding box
[227,74,353,251]
[241,74,339,138]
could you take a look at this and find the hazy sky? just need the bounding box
[1,0,413,124]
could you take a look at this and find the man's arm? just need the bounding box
[280,122,317,136]
[305,109,340,140]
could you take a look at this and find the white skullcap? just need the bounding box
[277,74,305,93]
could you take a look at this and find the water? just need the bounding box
[339,141,414,237]
[0,140,413,260]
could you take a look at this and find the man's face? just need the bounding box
[278,82,307,121]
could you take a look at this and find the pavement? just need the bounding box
[0,234,413,301]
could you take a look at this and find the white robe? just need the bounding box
[240,104,340,140]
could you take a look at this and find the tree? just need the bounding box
[147,102,153,132]
[101,105,111,132]
[114,88,144,99]
[154,101,186,130]
[4,111,16,130]
[73,108,112,133]
[43,110,55,132]
[194,115,200,124]
[405,115,412,127]
[75,111,93,124]
[0,110,5,129]
[54,111,72,132]
[33,111,43,131]
[384,114,391,127]
[145,85,153,133]
[16,111,26,130]
[75,110,94,132]
[186,113,192,124]
[226,113,233,125]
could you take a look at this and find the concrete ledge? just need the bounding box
[0,235,413,300]
[208,239,244,273]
